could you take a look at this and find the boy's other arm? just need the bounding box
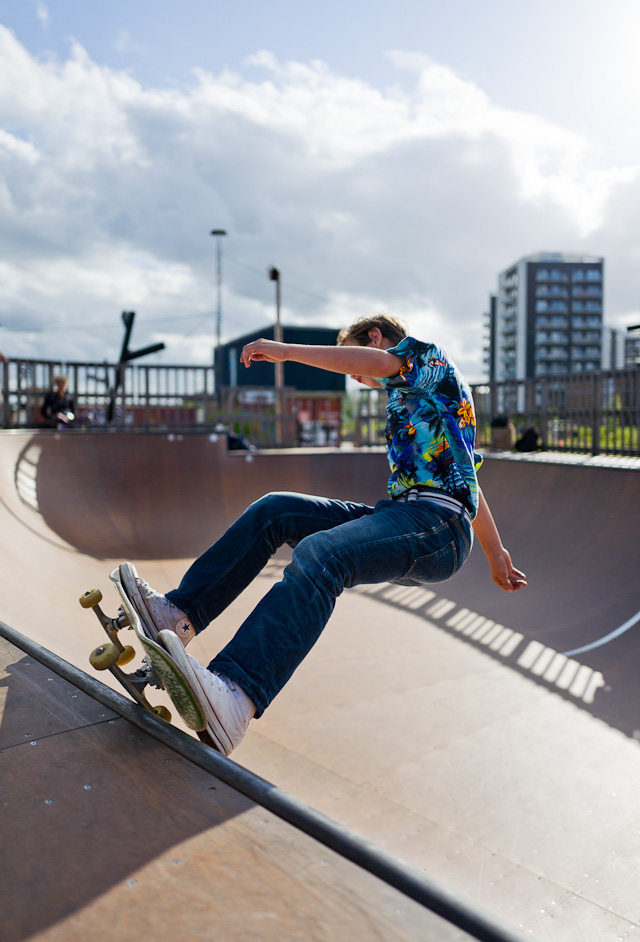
[240,339,403,378]
[472,488,527,592]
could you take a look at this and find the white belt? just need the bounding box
[397,487,471,523]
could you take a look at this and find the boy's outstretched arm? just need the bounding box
[239,338,402,378]
[472,488,527,592]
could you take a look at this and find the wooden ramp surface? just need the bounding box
[0,633,476,942]
[2,430,640,940]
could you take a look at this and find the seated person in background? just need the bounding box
[40,375,75,428]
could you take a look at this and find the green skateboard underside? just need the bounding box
[110,568,206,733]
[137,634,207,733]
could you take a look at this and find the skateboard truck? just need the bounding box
[79,587,172,722]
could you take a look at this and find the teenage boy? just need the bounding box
[120,315,526,755]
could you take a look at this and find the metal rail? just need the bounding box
[354,368,640,457]
[0,620,527,942]
[0,357,342,447]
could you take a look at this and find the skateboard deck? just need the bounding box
[80,568,212,743]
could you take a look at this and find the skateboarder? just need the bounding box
[120,314,526,755]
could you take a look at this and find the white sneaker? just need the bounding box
[160,630,255,756]
[120,562,195,647]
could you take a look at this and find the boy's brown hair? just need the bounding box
[337,314,408,348]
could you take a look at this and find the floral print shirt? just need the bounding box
[377,337,483,517]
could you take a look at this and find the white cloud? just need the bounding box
[34,2,50,29]
[114,29,146,57]
[1,27,639,379]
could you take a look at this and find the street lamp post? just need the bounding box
[210,229,227,357]
[269,266,284,445]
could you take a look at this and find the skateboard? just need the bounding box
[79,568,213,745]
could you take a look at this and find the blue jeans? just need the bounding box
[166,491,472,716]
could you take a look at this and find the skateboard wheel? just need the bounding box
[79,589,103,609]
[117,644,136,667]
[152,705,172,722]
[90,643,120,671]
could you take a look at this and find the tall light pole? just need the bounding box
[269,266,284,444]
[210,229,227,355]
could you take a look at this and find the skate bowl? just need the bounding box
[2,428,640,940]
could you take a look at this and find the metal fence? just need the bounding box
[4,357,638,456]
[0,357,341,449]
[0,357,217,431]
[353,366,640,457]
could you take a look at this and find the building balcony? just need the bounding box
[572,287,602,298]
[536,333,569,345]
[535,363,567,376]
[572,332,601,343]
[536,316,569,328]
[572,316,602,328]
[536,349,570,362]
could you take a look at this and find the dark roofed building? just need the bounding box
[215,325,345,447]
[215,325,345,393]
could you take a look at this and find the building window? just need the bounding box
[536,269,549,280]
[585,269,602,281]
[572,269,584,281]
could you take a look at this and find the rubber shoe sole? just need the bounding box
[119,562,160,642]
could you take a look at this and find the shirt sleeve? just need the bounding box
[377,337,446,396]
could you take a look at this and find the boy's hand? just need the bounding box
[490,550,527,592]
[241,339,288,367]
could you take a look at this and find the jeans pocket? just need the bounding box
[394,538,459,587]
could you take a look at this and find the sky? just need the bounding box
[1,0,640,381]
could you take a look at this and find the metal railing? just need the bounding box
[353,366,640,457]
[5,356,637,456]
[0,357,342,449]
[0,357,217,431]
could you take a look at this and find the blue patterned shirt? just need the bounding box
[377,337,483,517]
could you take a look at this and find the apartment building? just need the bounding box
[491,252,604,381]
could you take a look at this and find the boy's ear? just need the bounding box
[367,327,383,347]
